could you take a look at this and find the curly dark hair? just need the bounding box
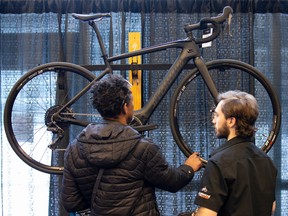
[217,90,259,139]
[90,74,132,118]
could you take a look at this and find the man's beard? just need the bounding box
[215,124,230,139]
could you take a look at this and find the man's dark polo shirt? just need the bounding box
[194,137,277,216]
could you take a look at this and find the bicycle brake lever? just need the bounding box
[227,13,232,36]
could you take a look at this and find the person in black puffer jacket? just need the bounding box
[61,74,203,216]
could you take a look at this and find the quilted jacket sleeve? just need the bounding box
[140,139,195,192]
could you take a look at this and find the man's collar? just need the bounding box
[210,137,253,157]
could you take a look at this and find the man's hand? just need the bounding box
[184,152,202,172]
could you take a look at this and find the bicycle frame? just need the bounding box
[55,18,220,130]
[5,6,281,174]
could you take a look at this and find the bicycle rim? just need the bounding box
[4,62,97,174]
[169,59,281,160]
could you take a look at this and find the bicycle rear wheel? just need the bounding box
[170,59,281,161]
[4,62,97,174]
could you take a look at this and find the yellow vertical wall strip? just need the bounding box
[128,32,142,110]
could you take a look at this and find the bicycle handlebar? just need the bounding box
[184,6,233,44]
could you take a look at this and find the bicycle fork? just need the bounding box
[194,56,219,105]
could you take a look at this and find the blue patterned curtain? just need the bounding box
[0,1,287,216]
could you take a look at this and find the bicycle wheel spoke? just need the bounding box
[4,63,98,174]
[170,60,281,158]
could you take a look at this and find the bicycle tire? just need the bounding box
[4,62,97,174]
[169,59,281,161]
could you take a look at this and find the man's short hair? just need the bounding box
[218,90,259,138]
[90,74,132,118]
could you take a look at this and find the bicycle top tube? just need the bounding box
[108,38,191,63]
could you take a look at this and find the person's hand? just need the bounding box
[184,152,202,172]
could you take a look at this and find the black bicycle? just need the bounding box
[4,6,281,174]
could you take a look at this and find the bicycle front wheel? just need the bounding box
[4,62,97,174]
[170,59,281,160]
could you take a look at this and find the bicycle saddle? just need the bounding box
[72,13,111,22]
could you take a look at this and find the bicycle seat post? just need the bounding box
[89,20,112,72]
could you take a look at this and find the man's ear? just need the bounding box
[228,117,236,128]
[121,103,128,115]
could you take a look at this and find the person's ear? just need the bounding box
[227,117,236,128]
[121,103,128,114]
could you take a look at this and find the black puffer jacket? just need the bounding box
[61,120,195,216]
